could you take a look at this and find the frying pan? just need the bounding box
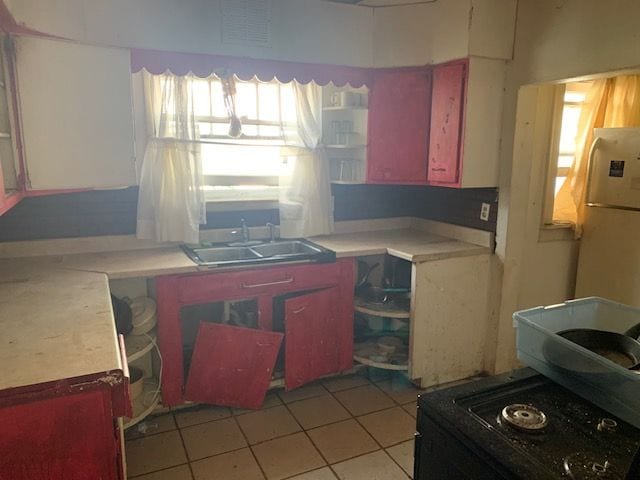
[558,329,640,369]
[544,328,640,374]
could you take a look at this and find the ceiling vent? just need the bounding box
[221,0,272,48]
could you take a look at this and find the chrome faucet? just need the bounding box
[231,218,250,244]
[266,222,276,243]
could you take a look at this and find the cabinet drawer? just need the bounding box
[177,262,344,304]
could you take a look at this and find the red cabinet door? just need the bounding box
[427,60,467,186]
[285,287,348,389]
[367,69,432,184]
[0,390,119,480]
[185,323,283,409]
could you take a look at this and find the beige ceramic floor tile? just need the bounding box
[125,430,188,477]
[232,393,282,415]
[402,403,417,419]
[252,432,325,480]
[236,405,302,444]
[357,407,415,447]
[130,464,193,480]
[322,375,370,393]
[386,440,414,476]
[333,385,394,416]
[278,383,329,404]
[191,448,265,480]
[181,417,247,461]
[288,395,351,429]
[307,419,378,463]
[288,467,338,479]
[332,450,408,480]
[375,378,425,405]
[126,413,177,440]
[174,405,231,428]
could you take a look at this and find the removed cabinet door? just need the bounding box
[15,37,136,190]
[427,60,467,185]
[285,287,345,389]
[367,69,431,184]
[185,323,283,409]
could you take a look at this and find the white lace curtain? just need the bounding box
[136,72,206,244]
[279,82,333,238]
[136,72,332,243]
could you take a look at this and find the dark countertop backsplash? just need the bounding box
[0,184,497,243]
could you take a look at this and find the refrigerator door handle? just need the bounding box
[585,136,602,205]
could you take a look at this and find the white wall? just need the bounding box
[8,0,375,67]
[371,0,516,67]
[491,0,640,373]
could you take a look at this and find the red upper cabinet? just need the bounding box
[427,60,468,186]
[367,68,432,184]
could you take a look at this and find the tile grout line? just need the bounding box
[175,417,197,480]
[280,394,333,478]
[231,413,270,480]
[330,388,413,479]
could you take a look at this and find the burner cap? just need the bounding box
[500,404,548,431]
[564,452,622,479]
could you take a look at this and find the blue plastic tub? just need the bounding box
[513,297,640,428]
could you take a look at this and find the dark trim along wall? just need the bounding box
[0,185,497,242]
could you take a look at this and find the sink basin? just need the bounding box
[183,239,335,267]
[193,246,262,264]
[251,241,321,257]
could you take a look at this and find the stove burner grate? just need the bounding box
[500,404,548,432]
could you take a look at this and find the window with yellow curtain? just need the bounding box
[551,75,640,235]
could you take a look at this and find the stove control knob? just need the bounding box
[597,418,618,433]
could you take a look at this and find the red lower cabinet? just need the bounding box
[185,323,283,409]
[156,259,355,408]
[284,287,342,390]
[0,389,121,480]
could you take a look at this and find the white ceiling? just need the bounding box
[325,0,437,7]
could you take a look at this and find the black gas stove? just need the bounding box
[415,369,640,479]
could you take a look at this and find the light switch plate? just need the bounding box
[480,203,491,221]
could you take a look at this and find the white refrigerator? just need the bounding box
[576,127,640,306]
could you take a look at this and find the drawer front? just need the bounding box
[177,262,344,304]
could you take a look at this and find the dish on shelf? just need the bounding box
[354,340,408,371]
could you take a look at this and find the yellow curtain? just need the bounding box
[553,75,640,235]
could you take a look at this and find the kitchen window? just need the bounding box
[543,81,592,225]
[192,77,297,203]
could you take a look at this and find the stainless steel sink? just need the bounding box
[251,241,321,257]
[192,246,262,264]
[183,239,334,267]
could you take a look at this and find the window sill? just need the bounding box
[204,186,279,211]
[538,222,576,242]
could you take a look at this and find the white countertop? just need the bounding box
[0,264,123,391]
[311,229,491,262]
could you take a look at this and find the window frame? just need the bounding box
[192,76,294,201]
[542,81,592,226]
[542,84,567,225]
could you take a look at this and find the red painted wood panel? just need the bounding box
[155,275,185,406]
[185,323,283,409]
[367,68,432,184]
[285,287,344,390]
[0,390,119,480]
[427,60,467,185]
[177,262,344,305]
